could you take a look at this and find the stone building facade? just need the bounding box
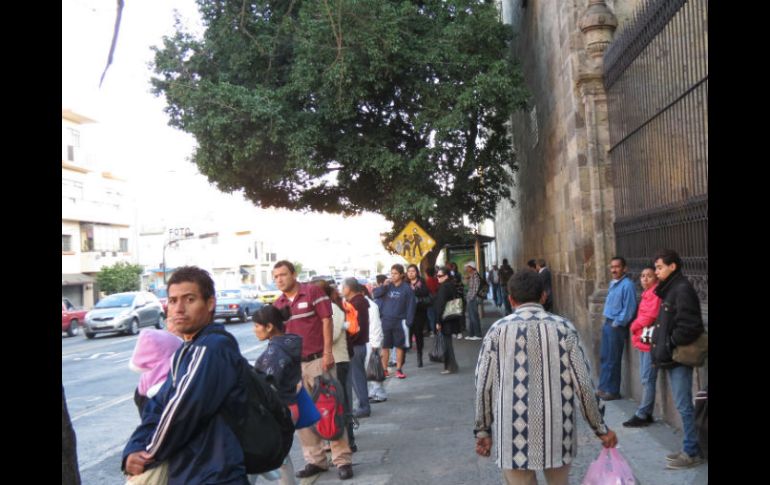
[494,0,707,428]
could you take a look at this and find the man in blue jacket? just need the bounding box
[122,266,250,485]
[373,264,416,379]
[597,256,638,401]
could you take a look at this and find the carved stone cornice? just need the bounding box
[579,0,618,60]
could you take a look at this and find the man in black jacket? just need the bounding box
[498,259,514,315]
[650,249,705,470]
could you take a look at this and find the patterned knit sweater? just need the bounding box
[474,303,608,470]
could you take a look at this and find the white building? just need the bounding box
[61,109,138,307]
[138,223,280,293]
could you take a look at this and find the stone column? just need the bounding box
[577,0,618,375]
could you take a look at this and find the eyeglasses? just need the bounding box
[437,274,447,278]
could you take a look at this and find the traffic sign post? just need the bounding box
[388,221,436,265]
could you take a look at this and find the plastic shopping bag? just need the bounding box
[366,348,386,382]
[582,448,636,485]
[429,333,447,363]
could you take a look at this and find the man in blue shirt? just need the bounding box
[372,264,416,379]
[597,256,638,400]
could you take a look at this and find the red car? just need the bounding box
[62,298,87,338]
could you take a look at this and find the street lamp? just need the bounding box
[162,231,218,284]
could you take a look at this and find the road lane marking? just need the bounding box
[71,393,134,422]
[62,336,137,358]
[241,344,266,354]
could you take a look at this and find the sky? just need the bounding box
[62,0,401,272]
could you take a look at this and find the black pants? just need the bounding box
[409,312,427,356]
[335,362,355,446]
[441,332,459,372]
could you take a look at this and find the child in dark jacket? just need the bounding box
[251,305,303,485]
[253,305,303,408]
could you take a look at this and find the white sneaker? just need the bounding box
[464,336,472,340]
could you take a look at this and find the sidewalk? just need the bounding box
[293,301,707,484]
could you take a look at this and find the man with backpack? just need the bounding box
[273,261,354,480]
[122,266,253,484]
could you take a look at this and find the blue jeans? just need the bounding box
[599,319,626,395]
[492,284,503,307]
[668,365,700,457]
[502,289,512,315]
[467,298,482,337]
[636,351,658,418]
[349,345,370,415]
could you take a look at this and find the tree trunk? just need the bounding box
[62,386,82,485]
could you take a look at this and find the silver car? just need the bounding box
[84,291,165,339]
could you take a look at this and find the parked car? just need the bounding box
[310,275,335,284]
[256,282,282,305]
[151,288,169,313]
[214,289,263,323]
[62,298,87,338]
[84,291,165,339]
[240,284,259,299]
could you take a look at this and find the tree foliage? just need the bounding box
[96,261,143,294]
[152,0,527,248]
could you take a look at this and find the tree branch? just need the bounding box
[99,0,125,88]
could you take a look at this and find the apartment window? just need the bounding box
[69,128,80,147]
[67,145,75,161]
[80,223,94,251]
[62,179,84,200]
[62,235,72,252]
[120,238,129,252]
[269,252,277,262]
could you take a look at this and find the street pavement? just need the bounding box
[63,304,707,484]
[301,302,707,485]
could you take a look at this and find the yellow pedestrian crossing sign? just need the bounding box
[389,221,436,265]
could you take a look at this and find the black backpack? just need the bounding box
[211,329,295,474]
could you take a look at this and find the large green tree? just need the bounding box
[96,261,143,294]
[152,0,527,264]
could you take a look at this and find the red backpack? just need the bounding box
[311,373,346,441]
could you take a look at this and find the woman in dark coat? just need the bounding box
[433,266,460,374]
[407,264,431,367]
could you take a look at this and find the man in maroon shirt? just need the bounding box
[272,261,353,480]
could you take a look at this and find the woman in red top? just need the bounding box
[424,267,440,335]
[623,265,662,427]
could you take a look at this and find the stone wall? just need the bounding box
[494,0,705,430]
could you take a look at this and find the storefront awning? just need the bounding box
[62,273,95,286]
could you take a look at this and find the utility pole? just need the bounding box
[162,231,218,284]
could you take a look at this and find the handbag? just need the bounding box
[429,333,447,363]
[442,298,464,320]
[125,462,169,485]
[672,331,708,367]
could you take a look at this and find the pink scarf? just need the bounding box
[129,329,183,396]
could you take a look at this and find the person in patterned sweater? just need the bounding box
[474,271,617,485]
